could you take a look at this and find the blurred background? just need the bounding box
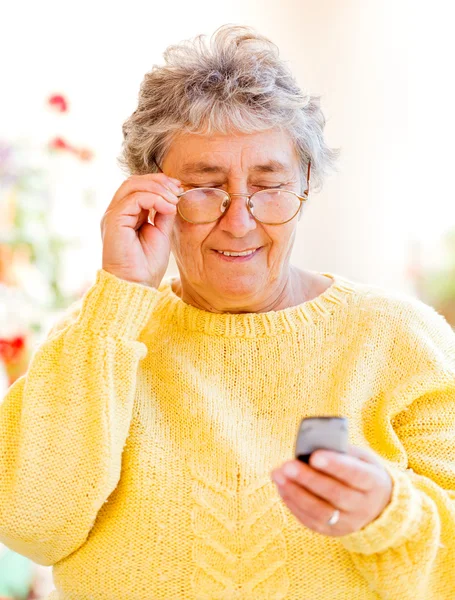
[1,0,454,597]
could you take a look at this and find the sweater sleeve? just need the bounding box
[0,269,160,566]
[339,299,455,600]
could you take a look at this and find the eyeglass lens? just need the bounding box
[177,189,301,224]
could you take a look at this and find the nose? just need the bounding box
[218,192,257,237]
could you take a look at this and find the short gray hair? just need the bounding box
[118,25,340,193]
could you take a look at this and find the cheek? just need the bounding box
[266,224,297,260]
[171,221,212,263]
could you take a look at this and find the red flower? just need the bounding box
[48,137,74,152]
[48,137,94,162]
[48,94,69,113]
[0,336,25,363]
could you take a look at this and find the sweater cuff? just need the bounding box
[339,464,423,555]
[77,269,161,339]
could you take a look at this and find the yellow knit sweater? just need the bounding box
[1,269,454,600]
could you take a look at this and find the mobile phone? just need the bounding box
[295,416,348,464]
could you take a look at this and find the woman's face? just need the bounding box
[163,128,303,312]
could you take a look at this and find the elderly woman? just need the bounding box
[0,26,454,600]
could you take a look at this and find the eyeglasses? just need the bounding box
[155,160,311,225]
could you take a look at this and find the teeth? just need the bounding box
[217,249,256,257]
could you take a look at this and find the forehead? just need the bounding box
[162,128,299,175]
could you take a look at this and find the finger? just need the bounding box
[282,494,347,537]
[286,492,354,537]
[279,461,365,512]
[273,476,336,526]
[125,191,178,216]
[104,192,176,232]
[147,176,183,197]
[309,450,379,492]
[135,207,152,231]
[112,176,182,209]
[153,210,177,237]
[135,181,181,205]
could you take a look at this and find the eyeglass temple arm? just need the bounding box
[304,160,311,195]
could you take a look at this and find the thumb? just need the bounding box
[154,210,177,238]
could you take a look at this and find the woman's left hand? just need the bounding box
[271,445,393,537]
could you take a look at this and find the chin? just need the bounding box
[209,274,264,301]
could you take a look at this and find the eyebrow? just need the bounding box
[179,159,293,177]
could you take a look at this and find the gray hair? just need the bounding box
[118,25,340,193]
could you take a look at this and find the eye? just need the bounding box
[252,184,285,190]
[185,184,224,190]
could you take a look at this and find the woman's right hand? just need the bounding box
[101,173,183,288]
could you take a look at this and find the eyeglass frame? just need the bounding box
[154,159,311,226]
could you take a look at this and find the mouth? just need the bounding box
[212,247,262,262]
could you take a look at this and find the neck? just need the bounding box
[171,267,329,314]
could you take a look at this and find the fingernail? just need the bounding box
[272,471,286,486]
[283,463,299,478]
[312,454,328,468]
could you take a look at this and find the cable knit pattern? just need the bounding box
[0,268,454,599]
[189,450,289,598]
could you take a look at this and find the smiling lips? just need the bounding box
[213,247,262,261]
[216,248,258,257]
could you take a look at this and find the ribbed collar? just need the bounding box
[155,273,356,337]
